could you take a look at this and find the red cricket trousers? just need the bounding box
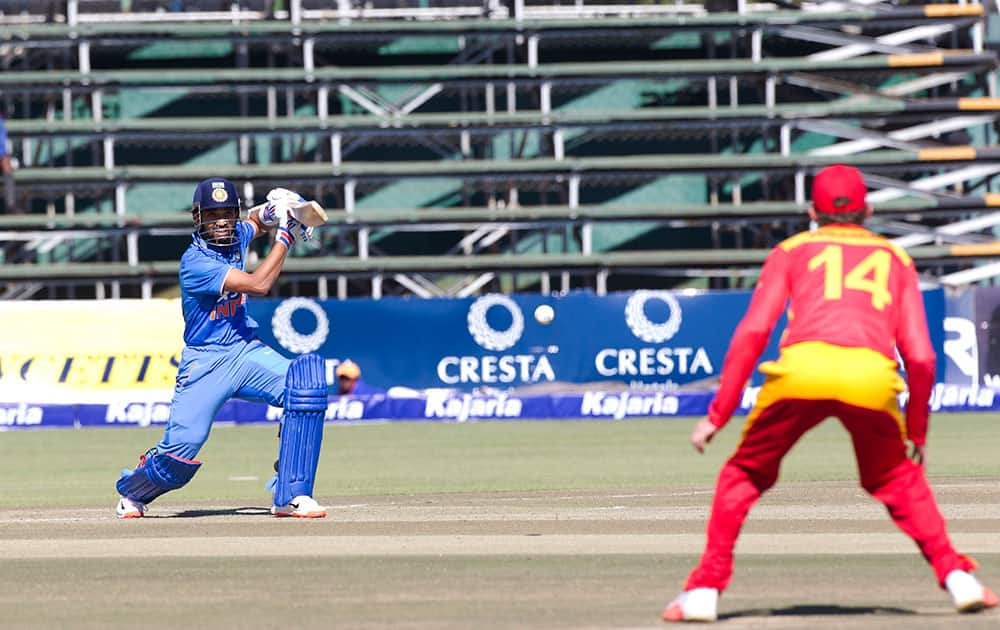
[685,343,975,592]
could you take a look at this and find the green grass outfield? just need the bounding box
[0,413,997,508]
[1,414,999,630]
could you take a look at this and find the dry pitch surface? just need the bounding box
[2,482,998,629]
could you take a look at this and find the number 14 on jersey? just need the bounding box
[807,245,892,311]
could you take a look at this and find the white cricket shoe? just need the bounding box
[116,496,146,519]
[271,495,327,518]
[662,587,718,622]
[946,569,999,613]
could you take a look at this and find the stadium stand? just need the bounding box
[0,0,998,299]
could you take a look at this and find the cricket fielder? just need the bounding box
[115,179,328,519]
[663,165,997,622]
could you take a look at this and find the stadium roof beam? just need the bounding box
[2,242,998,282]
[6,195,1000,232]
[803,117,995,156]
[864,164,1000,210]
[8,98,1000,141]
[13,146,1000,188]
[0,5,984,41]
[862,174,971,204]
[939,261,1000,287]
[891,213,1000,249]
[786,69,975,106]
[779,15,987,111]
[800,22,965,62]
[876,220,999,245]
[0,53,993,91]
[777,25,938,58]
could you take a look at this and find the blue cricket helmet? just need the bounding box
[193,177,241,212]
[192,178,242,247]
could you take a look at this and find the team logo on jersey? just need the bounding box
[210,292,247,321]
[624,290,683,343]
[272,298,330,354]
[211,188,229,203]
[467,294,524,351]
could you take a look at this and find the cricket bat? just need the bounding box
[250,199,329,227]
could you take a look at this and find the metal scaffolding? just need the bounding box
[0,1,997,299]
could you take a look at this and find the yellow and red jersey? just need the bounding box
[708,224,936,444]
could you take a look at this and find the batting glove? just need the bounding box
[258,202,285,228]
[259,188,306,227]
[267,187,306,204]
[275,214,313,249]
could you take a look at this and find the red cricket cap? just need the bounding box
[811,164,868,214]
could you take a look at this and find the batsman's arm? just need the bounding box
[222,238,290,296]
[246,208,271,240]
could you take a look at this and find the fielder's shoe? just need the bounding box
[271,495,326,518]
[662,587,718,622]
[946,570,999,613]
[116,496,146,519]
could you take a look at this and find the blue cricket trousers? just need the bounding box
[156,339,291,460]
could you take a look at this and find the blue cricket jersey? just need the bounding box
[179,222,258,346]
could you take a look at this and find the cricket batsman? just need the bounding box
[663,164,997,622]
[114,178,329,519]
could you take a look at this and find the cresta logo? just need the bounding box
[624,290,683,343]
[272,297,330,354]
[467,294,525,351]
[595,291,711,380]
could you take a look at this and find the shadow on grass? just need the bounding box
[721,604,916,620]
[165,507,272,518]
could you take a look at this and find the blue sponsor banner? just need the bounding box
[5,383,997,431]
[4,286,979,432]
[248,289,946,392]
[923,287,947,380]
[248,291,786,392]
